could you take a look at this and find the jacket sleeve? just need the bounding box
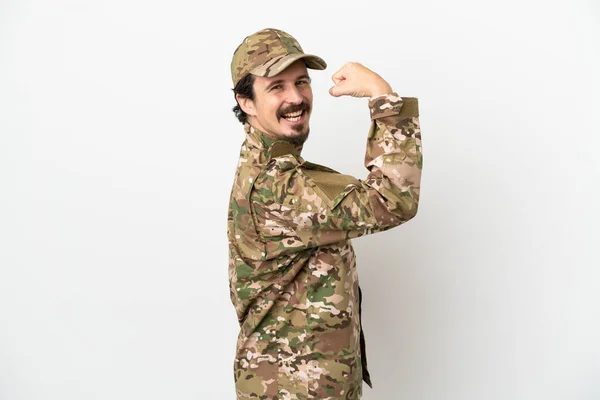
[250,93,422,258]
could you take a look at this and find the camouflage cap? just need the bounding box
[231,28,327,88]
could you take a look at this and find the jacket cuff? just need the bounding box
[368,93,419,120]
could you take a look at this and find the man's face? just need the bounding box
[241,60,313,145]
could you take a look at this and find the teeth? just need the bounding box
[283,111,303,118]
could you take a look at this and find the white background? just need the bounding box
[1,0,599,399]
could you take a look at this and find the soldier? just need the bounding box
[227,27,423,399]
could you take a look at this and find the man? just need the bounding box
[227,27,422,399]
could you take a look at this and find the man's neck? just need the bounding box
[244,122,305,159]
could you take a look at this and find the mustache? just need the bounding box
[278,103,309,117]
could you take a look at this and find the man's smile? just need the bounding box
[280,109,307,123]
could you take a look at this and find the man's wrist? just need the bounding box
[369,82,394,97]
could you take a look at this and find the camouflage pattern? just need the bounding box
[227,93,422,399]
[231,28,327,88]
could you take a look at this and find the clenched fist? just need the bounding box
[329,62,394,98]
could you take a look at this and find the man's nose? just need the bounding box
[285,85,303,104]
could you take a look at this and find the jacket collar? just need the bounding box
[243,122,304,163]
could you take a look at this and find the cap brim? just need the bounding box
[250,53,327,78]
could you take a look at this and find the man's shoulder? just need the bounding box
[297,161,362,208]
[258,156,350,184]
[300,160,340,174]
[252,156,363,210]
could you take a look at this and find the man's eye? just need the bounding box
[271,84,282,90]
[297,80,309,85]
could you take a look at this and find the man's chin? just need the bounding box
[279,126,309,146]
[288,130,309,146]
[276,120,309,145]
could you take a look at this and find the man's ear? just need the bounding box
[236,94,256,117]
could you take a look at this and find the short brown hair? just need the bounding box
[231,74,255,124]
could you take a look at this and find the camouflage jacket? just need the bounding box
[227,93,422,399]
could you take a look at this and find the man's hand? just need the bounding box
[329,62,394,98]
